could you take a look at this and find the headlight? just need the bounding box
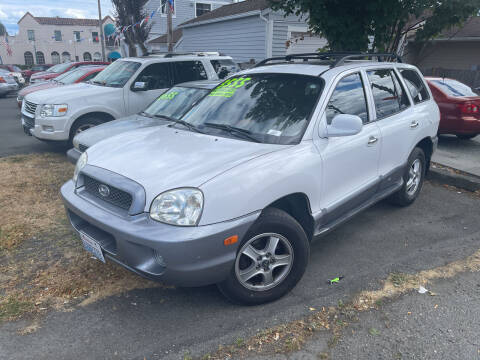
[150,188,203,226]
[40,104,68,117]
[73,152,87,183]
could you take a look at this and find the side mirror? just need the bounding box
[132,81,147,91]
[327,114,363,137]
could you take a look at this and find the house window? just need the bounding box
[196,3,211,17]
[74,31,81,42]
[36,51,45,65]
[62,52,71,63]
[27,30,35,41]
[54,30,62,41]
[83,52,92,61]
[51,51,60,64]
[161,0,175,15]
[92,31,99,43]
[24,51,34,66]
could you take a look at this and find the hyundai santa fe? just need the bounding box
[61,53,440,305]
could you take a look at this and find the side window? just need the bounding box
[391,70,410,110]
[211,59,238,79]
[399,69,430,104]
[134,63,171,90]
[172,61,208,84]
[367,69,406,119]
[326,73,369,125]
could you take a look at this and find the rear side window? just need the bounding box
[399,69,430,103]
[326,73,369,124]
[172,61,208,83]
[135,63,171,90]
[211,59,239,79]
[367,69,408,119]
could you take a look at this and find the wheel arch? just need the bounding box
[415,137,434,172]
[69,111,115,138]
[265,193,315,242]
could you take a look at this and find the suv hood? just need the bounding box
[26,83,118,104]
[86,126,286,207]
[74,114,168,149]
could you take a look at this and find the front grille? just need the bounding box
[78,143,88,152]
[24,100,37,115]
[23,116,34,128]
[83,175,133,210]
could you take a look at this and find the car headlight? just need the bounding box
[73,152,87,183]
[150,188,203,226]
[40,104,68,117]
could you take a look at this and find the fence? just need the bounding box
[421,68,480,89]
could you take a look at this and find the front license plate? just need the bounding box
[79,232,105,263]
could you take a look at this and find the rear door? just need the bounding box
[125,62,173,114]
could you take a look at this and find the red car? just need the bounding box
[426,77,480,139]
[17,65,106,107]
[29,61,109,83]
[21,64,53,81]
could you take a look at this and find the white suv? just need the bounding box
[21,54,237,143]
[61,53,439,305]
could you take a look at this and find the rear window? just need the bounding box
[400,69,430,103]
[431,79,477,97]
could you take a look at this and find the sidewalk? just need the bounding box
[433,134,480,177]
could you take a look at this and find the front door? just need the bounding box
[316,71,381,226]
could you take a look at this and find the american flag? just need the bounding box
[1,36,12,56]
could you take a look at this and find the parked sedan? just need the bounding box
[17,65,106,107]
[30,61,110,83]
[426,77,480,139]
[67,80,220,164]
[22,64,54,82]
[0,70,19,98]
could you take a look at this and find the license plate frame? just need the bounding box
[79,231,106,263]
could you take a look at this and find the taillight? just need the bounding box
[459,102,479,114]
[0,77,5,83]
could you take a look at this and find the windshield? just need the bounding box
[182,74,323,144]
[48,63,72,73]
[143,86,209,120]
[91,60,141,87]
[57,67,95,84]
[432,79,477,97]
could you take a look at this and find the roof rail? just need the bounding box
[254,52,402,68]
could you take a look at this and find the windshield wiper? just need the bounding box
[166,118,204,134]
[92,80,105,86]
[203,122,261,143]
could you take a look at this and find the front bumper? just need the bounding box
[61,180,259,286]
[21,111,70,141]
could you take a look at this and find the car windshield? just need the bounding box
[48,63,72,73]
[142,86,209,120]
[181,73,323,144]
[57,67,95,84]
[90,60,141,87]
[432,79,477,97]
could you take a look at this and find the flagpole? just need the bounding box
[167,0,173,52]
[98,0,106,61]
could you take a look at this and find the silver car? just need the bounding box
[67,80,220,164]
[0,70,19,98]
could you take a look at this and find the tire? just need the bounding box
[217,208,310,305]
[387,147,426,207]
[69,116,105,146]
[456,134,477,140]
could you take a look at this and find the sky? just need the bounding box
[0,0,116,35]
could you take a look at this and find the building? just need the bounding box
[173,0,326,63]
[406,16,480,71]
[0,12,121,66]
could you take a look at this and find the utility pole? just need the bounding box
[97,0,106,61]
[167,0,173,52]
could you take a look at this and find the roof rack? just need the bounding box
[254,52,402,68]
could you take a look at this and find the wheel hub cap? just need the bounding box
[406,159,422,196]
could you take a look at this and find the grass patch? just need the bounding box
[0,296,34,322]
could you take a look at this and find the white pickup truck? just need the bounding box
[21,54,238,144]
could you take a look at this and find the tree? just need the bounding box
[0,21,7,37]
[111,0,151,56]
[269,0,480,53]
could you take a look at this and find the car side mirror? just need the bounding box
[132,81,148,91]
[327,114,363,137]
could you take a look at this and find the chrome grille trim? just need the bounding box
[24,100,38,115]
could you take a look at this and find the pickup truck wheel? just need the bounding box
[69,117,105,145]
[217,208,309,305]
[387,147,426,207]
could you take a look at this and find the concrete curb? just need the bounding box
[427,162,480,192]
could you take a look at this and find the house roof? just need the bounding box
[437,16,480,39]
[18,12,114,26]
[180,0,269,27]
[148,28,183,44]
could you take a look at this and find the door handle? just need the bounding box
[368,136,378,145]
[410,121,419,128]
